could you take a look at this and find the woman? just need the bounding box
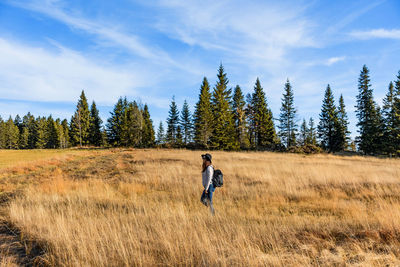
[200,153,215,215]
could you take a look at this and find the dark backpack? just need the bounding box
[212,168,223,187]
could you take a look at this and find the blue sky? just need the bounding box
[0,0,400,138]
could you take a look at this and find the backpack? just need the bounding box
[212,167,223,187]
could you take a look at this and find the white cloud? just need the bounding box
[8,0,178,66]
[325,56,346,66]
[350,29,400,40]
[0,38,150,105]
[150,0,316,68]
[325,0,385,35]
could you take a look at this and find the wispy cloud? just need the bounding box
[325,56,346,66]
[7,0,177,66]
[350,29,400,40]
[0,37,149,105]
[325,0,385,35]
[149,0,316,68]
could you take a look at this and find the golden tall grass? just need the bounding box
[3,149,400,266]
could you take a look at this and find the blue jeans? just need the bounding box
[201,184,215,215]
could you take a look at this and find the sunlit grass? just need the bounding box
[0,149,83,169]
[3,149,400,266]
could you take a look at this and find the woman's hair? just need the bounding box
[202,160,211,172]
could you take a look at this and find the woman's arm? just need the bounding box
[205,166,213,191]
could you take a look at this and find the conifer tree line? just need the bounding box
[1,64,399,155]
[0,90,155,149]
[159,64,400,155]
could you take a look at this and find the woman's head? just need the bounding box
[201,153,212,163]
[201,153,212,172]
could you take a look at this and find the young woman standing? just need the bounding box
[200,153,215,215]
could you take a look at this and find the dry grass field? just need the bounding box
[0,149,400,266]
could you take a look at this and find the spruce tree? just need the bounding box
[248,78,276,149]
[176,125,183,147]
[142,104,155,147]
[89,101,103,147]
[392,71,400,153]
[14,115,22,133]
[61,119,70,148]
[19,127,29,149]
[156,122,165,145]
[232,85,249,149]
[54,119,63,149]
[376,106,386,154]
[318,85,340,152]
[245,93,254,146]
[180,100,193,145]
[23,112,37,149]
[35,117,47,149]
[166,96,179,145]
[70,90,91,146]
[337,94,350,151]
[4,117,19,149]
[46,116,60,148]
[107,97,128,146]
[0,117,5,149]
[210,64,238,150]
[278,79,297,148]
[299,119,308,146]
[194,77,213,148]
[101,127,109,147]
[121,101,143,147]
[307,118,317,145]
[355,65,382,154]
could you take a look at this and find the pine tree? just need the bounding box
[355,65,382,154]
[101,127,109,147]
[299,119,308,146]
[194,77,213,148]
[141,104,155,147]
[336,94,350,151]
[23,112,37,149]
[0,117,5,149]
[70,90,91,146]
[307,118,317,145]
[318,85,341,152]
[232,85,249,149]
[60,119,70,148]
[376,106,386,153]
[14,115,22,133]
[248,78,276,149]
[180,100,193,145]
[176,125,183,147]
[89,101,103,147]
[46,116,60,148]
[4,117,19,149]
[35,117,47,149]
[121,101,143,147]
[245,93,254,146]
[382,82,399,155]
[19,126,29,149]
[166,96,179,145]
[210,64,238,150]
[156,122,165,145]
[278,79,297,148]
[394,71,400,152]
[107,97,128,147]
